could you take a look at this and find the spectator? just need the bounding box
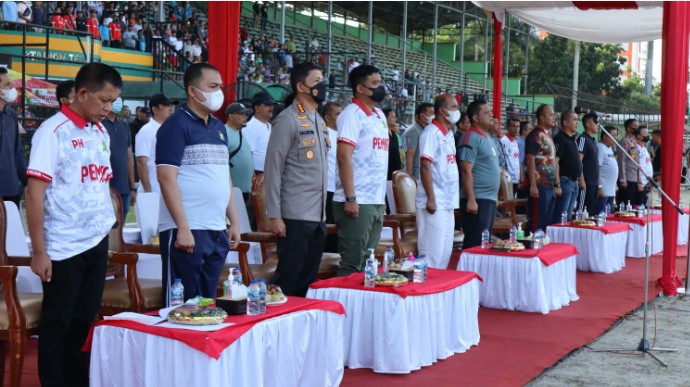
[616,119,640,207]
[240,22,248,43]
[50,7,65,30]
[260,2,268,31]
[458,99,499,249]
[156,63,241,304]
[501,118,521,194]
[138,29,146,51]
[61,4,74,29]
[417,94,460,268]
[31,1,44,32]
[123,24,138,49]
[99,18,110,46]
[596,126,619,214]
[287,36,296,53]
[0,67,27,207]
[16,1,32,25]
[2,1,18,24]
[552,111,582,223]
[55,79,75,108]
[102,97,136,218]
[402,102,434,179]
[577,113,600,214]
[141,22,153,52]
[252,1,260,28]
[135,94,177,194]
[119,105,132,123]
[391,65,400,91]
[75,9,87,32]
[26,62,121,387]
[191,39,202,58]
[108,15,122,48]
[524,104,558,235]
[86,10,99,38]
[225,103,254,223]
[328,69,337,89]
[243,92,274,174]
[333,64,388,276]
[382,109,403,181]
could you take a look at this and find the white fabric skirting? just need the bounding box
[547,227,627,274]
[457,253,578,314]
[306,279,481,374]
[89,310,344,387]
[608,220,663,258]
[650,209,689,245]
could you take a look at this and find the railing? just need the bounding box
[150,37,193,81]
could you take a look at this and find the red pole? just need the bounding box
[208,1,241,118]
[492,14,503,132]
[657,1,690,296]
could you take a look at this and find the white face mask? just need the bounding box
[193,87,224,112]
[426,115,434,125]
[0,87,18,103]
[445,109,460,125]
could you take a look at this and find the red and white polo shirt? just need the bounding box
[334,98,389,205]
[27,106,115,261]
[416,119,459,210]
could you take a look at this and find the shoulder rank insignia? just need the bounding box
[297,115,308,120]
[297,103,305,113]
[300,122,311,128]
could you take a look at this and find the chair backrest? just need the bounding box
[0,201,7,265]
[386,181,397,214]
[251,174,270,232]
[232,187,252,234]
[3,201,30,257]
[498,169,513,201]
[392,170,417,215]
[109,187,125,253]
[135,192,160,245]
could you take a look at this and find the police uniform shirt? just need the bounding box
[264,101,329,222]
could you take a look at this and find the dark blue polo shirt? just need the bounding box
[102,116,132,195]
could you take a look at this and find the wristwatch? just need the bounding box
[130,187,137,192]
[554,183,561,188]
[345,195,357,202]
[598,185,603,189]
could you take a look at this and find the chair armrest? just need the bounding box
[382,219,404,258]
[241,231,277,244]
[496,200,518,211]
[326,224,338,235]
[498,199,526,208]
[0,266,25,330]
[233,242,253,286]
[124,243,161,254]
[108,252,145,311]
[7,256,32,266]
[385,213,416,223]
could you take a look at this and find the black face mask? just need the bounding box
[306,81,326,103]
[367,85,386,103]
[641,135,651,143]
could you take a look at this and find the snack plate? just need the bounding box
[167,317,226,326]
[571,222,596,227]
[375,279,409,287]
[374,273,409,287]
[267,296,288,307]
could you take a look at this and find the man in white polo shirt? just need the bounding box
[334,64,389,276]
[501,118,521,195]
[25,63,122,387]
[417,94,460,269]
[242,91,274,174]
[135,93,177,193]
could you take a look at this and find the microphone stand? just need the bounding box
[589,122,680,367]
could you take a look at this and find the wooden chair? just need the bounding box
[492,170,527,237]
[390,170,464,252]
[100,188,163,316]
[0,201,42,387]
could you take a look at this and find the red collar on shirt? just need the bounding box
[637,140,645,147]
[352,97,379,118]
[506,133,516,141]
[60,105,88,129]
[431,119,449,136]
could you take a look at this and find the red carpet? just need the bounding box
[6,249,688,387]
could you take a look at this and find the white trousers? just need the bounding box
[416,208,455,269]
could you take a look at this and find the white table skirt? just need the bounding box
[305,279,480,374]
[608,219,663,258]
[547,227,627,274]
[89,309,344,387]
[650,209,689,245]
[457,253,578,314]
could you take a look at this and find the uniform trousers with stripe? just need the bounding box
[416,208,455,269]
[578,182,599,214]
[160,229,229,306]
[526,185,556,235]
[272,219,327,297]
[39,236,108,387]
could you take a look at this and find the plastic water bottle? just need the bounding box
[560,211,568,225]
[481,229,490,249]
[223,268,233,297]
[516,223,525,240]
[383,246,394,273]
[605,204,611,216]
[420,255,428,282]
[619,202,625,213]
[257,279,267,314]
[626,200,632,212]
[233,267,243,286]
[247,280,261,316]
[584,207,589,219]
[639,204,646,217]
[364,258,376,288]
[534,229,544,249]
[413,256,424,283]
[170,278,184,306]
[509,224,517,243]
[575,209,582,221]
[597,212,606,226]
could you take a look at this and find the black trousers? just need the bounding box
[460,199,497,249]
[272,219,326,297]
[1,194,20,208]
[324,191,338,253]
[39,236,109,387]
[617,181,645,207]
[578,183,599,214]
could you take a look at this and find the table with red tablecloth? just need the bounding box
[86,297,346,387]
[607,214,663,258]
[547,223,630,273]
[306,269,481,374]
[650,207,689,245]
[457,243,579,314]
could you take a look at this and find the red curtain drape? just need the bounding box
[657,1,689,296]
[208,1,241,118]
[492,15,502,130]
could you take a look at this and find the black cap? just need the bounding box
[149,93,178,108]
[140,106,151,115]
[225,102,252,115]
[251,92,274,108]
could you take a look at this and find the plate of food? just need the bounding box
[166,304,228,325]
[266,284,288,306]
[374,273,409,287]
[615,212,636,218]
[571,219,597,227]
[490,240,526,252]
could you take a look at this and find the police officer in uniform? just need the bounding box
[264,62,329,296]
